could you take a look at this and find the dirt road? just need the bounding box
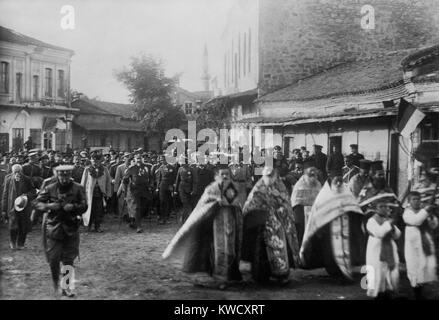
[1,216,438,300]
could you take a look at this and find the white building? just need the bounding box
[0,26,75,153]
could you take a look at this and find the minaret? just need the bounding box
[201,44,211,91]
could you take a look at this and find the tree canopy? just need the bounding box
[115,55,186,137]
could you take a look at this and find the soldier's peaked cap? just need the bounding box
[55,165,74,175]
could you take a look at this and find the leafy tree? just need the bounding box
[115,54,186,137]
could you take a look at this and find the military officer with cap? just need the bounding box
[22,150,43,189]
[35,165,87,297]
[122,152,152,232]
[349,144,365,168]
[192,153,215,207]
[156,155,177,224]
[229,152,253,197]
[174,154,196,225]
[308,144,327,183]
[71,155,85,184]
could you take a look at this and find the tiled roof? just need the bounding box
[259,49,418,103]
[0,26,74,54]
[72,98,137,119]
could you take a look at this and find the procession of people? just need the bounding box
[1,142,439,300]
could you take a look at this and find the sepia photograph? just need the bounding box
[1,0,439,308]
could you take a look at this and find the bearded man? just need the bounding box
[242,164,301,284]
[300,169,366,279]
[291,163,322,245]
[1,164,36,249]
[162,165,243,288]
[349,159,372,198]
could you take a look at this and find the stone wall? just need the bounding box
[259,0,439,94]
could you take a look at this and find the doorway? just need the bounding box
[329,136,342,154]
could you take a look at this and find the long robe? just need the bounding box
[300,182,365,279]
[365,216,401,297]
[403,207,438,287]
[290,175,322,244]
[242,177,301,280]
[162,180,243,281]
[81,166,112,226]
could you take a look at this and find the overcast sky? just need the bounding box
[0,0,234,103]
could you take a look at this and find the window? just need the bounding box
[234,53,238,86]
[185,102,193,115]
[16,73,23,103]
[30,129,42,149]
[43,131,53,150]
[100,135,106,146]
[421,116,439,142]
[248,28,251,73]
[56,130,66,151]
[0,62,9,93]
[33,75,39,100]
[45,68,53,97]
[12,128,24,152]
[57,70,65,98]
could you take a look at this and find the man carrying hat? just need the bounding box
[35,165,87,297]
[349,144,365,168]
[1,164,36,249]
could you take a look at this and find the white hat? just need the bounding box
[14,195,28,212]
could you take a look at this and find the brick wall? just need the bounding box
[259,0,439,94]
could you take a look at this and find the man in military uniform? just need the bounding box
[342,154,360,184]
[114,152,132,220]
[35,165,87,297]
[71,155,85,184]
[308,144,327,183]
[156,155,176,224]
[122,153,152,233]
[229,153,253,198]
[22,150,43,189]
[349,144,365,168]
[174,154,196,225]
[40,154,52,179]
[192,153,215,207]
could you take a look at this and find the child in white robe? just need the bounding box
[403,191,438,299]
[366,199,401,299]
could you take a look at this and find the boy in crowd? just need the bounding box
[403,191,438,299]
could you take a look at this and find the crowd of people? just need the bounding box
[1,142,439,300]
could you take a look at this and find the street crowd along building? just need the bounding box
[0,25,75,153]
[209,0,439,195]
